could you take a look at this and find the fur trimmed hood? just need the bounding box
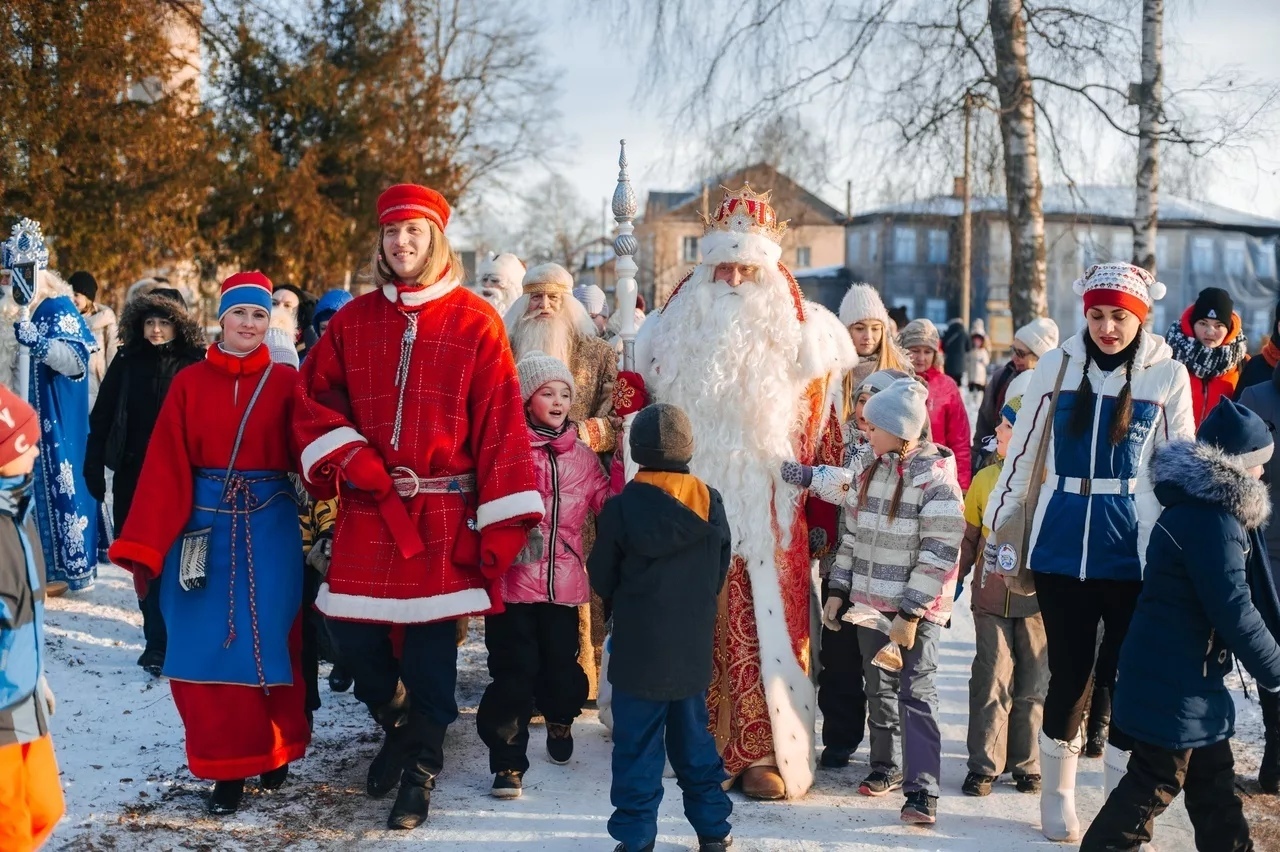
[118,290,205,350]
[1152,439,1271,530]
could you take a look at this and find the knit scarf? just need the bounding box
[528,417,569,441]
[1263,336,1280,368]
[1165,320,1248,381]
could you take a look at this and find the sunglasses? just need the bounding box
[1011,346,1034,359]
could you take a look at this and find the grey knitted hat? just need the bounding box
[854,368,912,401]
[863,377,929,442]
[897,318,940,352]
[630,403,695,472]
[517,351,575,402]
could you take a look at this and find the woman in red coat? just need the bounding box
[899,319,972,489]
[109,272,309,816]
[1165,287,1249,427]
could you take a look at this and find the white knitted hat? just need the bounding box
[838,283,890,328]
[1014,317,1060,357]
[573,284,608,316]
[517,351,575,402]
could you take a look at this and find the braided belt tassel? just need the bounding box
[390,312,418,450]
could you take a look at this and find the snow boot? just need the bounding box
[546,721,574,764]
[137,647,165,678]
[386,720,446,831]
[328,664,353,693]
[1085,686,1111,758]
[1259,688,1279,794]
[367,686,411,799]
[260,763,288,791]
[697,835,733,852]
[1103,743,1130,799]
[207,779,244,815]
[1038,730,1082,842]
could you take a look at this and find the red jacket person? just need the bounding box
[293,184,541,831]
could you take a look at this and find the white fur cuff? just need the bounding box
[699,229,784,268]
[476,490,544,530]
[300,426,366,482]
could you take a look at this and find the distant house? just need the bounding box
[635,163,846,309]
[845,185,1280,348]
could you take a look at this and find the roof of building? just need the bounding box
[849,185,1280,232]
[642,163,844,225]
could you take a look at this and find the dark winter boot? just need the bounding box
[386,720,446,831]
[367,684,411,799]
[260,763,289,791]
[207,779,244,815]
[1261,688,1279,794]
[1085,686,1111,759]
[328,664,353,693]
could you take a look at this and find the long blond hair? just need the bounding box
[371,220,461,289]
[841,332,912,422]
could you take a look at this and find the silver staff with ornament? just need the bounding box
[611,139,642,479]
[2,218,50,401]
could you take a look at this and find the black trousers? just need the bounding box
[138,568,167,654]
[817,579,867,751]
[300,565,322,720]
[1033,572,1142,742]
[1081,737,1252,851]
[477,602,587,773]
[327,618,460,735]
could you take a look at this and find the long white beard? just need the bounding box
[647,269,806,553]
[510,312,575,366]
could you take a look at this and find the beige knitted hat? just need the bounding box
[517,351,576,402]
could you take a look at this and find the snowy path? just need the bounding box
[39,564,1213,850]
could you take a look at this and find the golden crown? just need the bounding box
[702,184,789,245]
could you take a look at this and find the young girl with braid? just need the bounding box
[985,262,1195,842]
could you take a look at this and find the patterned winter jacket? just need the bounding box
[503,423,610,606]
[807,441,965,624]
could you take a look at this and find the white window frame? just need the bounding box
[795,246,812,268]
[893,227,917,264]
[1224,238,1247,277]
[681,235,699,264]
[1191,236,1216,274]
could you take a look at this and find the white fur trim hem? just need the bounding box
[301,426,366,482]
[699,229,783,268]
[381,277,460,307]
[316,584,491,624]
[476,490,544,530]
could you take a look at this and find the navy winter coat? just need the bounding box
[1114,440,1280,750]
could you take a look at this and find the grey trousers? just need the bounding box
[967,611,1048,777]
[857,621,942,796]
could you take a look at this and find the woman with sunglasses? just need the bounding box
[971,317,1059,474]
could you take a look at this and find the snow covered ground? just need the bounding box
[40,562,1253,852]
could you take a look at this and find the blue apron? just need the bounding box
[160,469,302,688]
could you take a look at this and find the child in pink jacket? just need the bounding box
[477,351,610,800]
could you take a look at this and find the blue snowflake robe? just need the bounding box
[28,295,100,590]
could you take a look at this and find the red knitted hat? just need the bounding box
[377,184,451,230]
[0,385,39,470]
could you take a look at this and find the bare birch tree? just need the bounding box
[1132,0,1161,275]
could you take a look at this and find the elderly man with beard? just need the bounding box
[473,253,525,318]
[628,186,852,801]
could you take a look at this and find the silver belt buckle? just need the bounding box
[391,466,421,498]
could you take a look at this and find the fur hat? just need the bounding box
[1072,262,1167,322]
[477,253,526,291]
[1014,317,1060,357]
[1197,398,1274,469]
[119,288,203,350]
[69,270,98,301]
[1191,287,1234,327]
[630,403,695,472]
[0,383,39,470]
[863,377,929,442]
[898,318,940,352]
[522,263,574,296]
[517,351,575,402]
[573,284,608,317]
[838,283,890,328]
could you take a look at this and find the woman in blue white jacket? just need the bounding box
[985,262,1195,842]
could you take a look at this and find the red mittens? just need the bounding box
[480,525,529,579]
[613,371,648,417]
[342,447,393,498]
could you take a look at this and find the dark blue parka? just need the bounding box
[1114,440,1280,750]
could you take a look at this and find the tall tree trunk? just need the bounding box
[1133,0,1163,275]
[989,0,1047,327]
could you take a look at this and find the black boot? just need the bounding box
[328,664,353,693]
[260,763,289,791]
[1085,686,1111,759]
[207,779,244,815]
[387,720,446,831]
[367,684,411,799]
[1261,688,1279,794]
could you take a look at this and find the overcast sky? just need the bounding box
[456,0,1280,244]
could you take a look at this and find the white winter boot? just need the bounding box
[1039,729,1083,842]
[1104,743,1131,798]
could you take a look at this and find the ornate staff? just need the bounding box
[611,140,642,479]
[2,219,49,402]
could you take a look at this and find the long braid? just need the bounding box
[1069,347,1094,438]
[1110,351,1136,445]
[857,456,881,515]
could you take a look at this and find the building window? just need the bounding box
[795,246,812,268]
[681,235,698,264]
[924,298,947,325]
[1224,238,1246,277]
[847,231,862,264]
[868,230,879,262]
[1250,241,1277,280]
[893,227,917,264]
[1191,236,1216,274]
[927,229,948,264]
[1111,231,1133,264]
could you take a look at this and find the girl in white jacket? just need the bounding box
[984,262,1195,842]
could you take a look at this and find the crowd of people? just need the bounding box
[1,181,1279,852]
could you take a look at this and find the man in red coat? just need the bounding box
[293,184,542,831]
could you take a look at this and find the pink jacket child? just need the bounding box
[504,373,611,607]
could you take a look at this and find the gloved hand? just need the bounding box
[342,447,393,499]
[808,526,829,557]
[822,595,847,632]
[38,676,54,716]
[514,527,545,565]
[15,320,41,348]
[889,612,919,650]
[780,461,813,487]
[306,532,333,575]
[480,525,528,579]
